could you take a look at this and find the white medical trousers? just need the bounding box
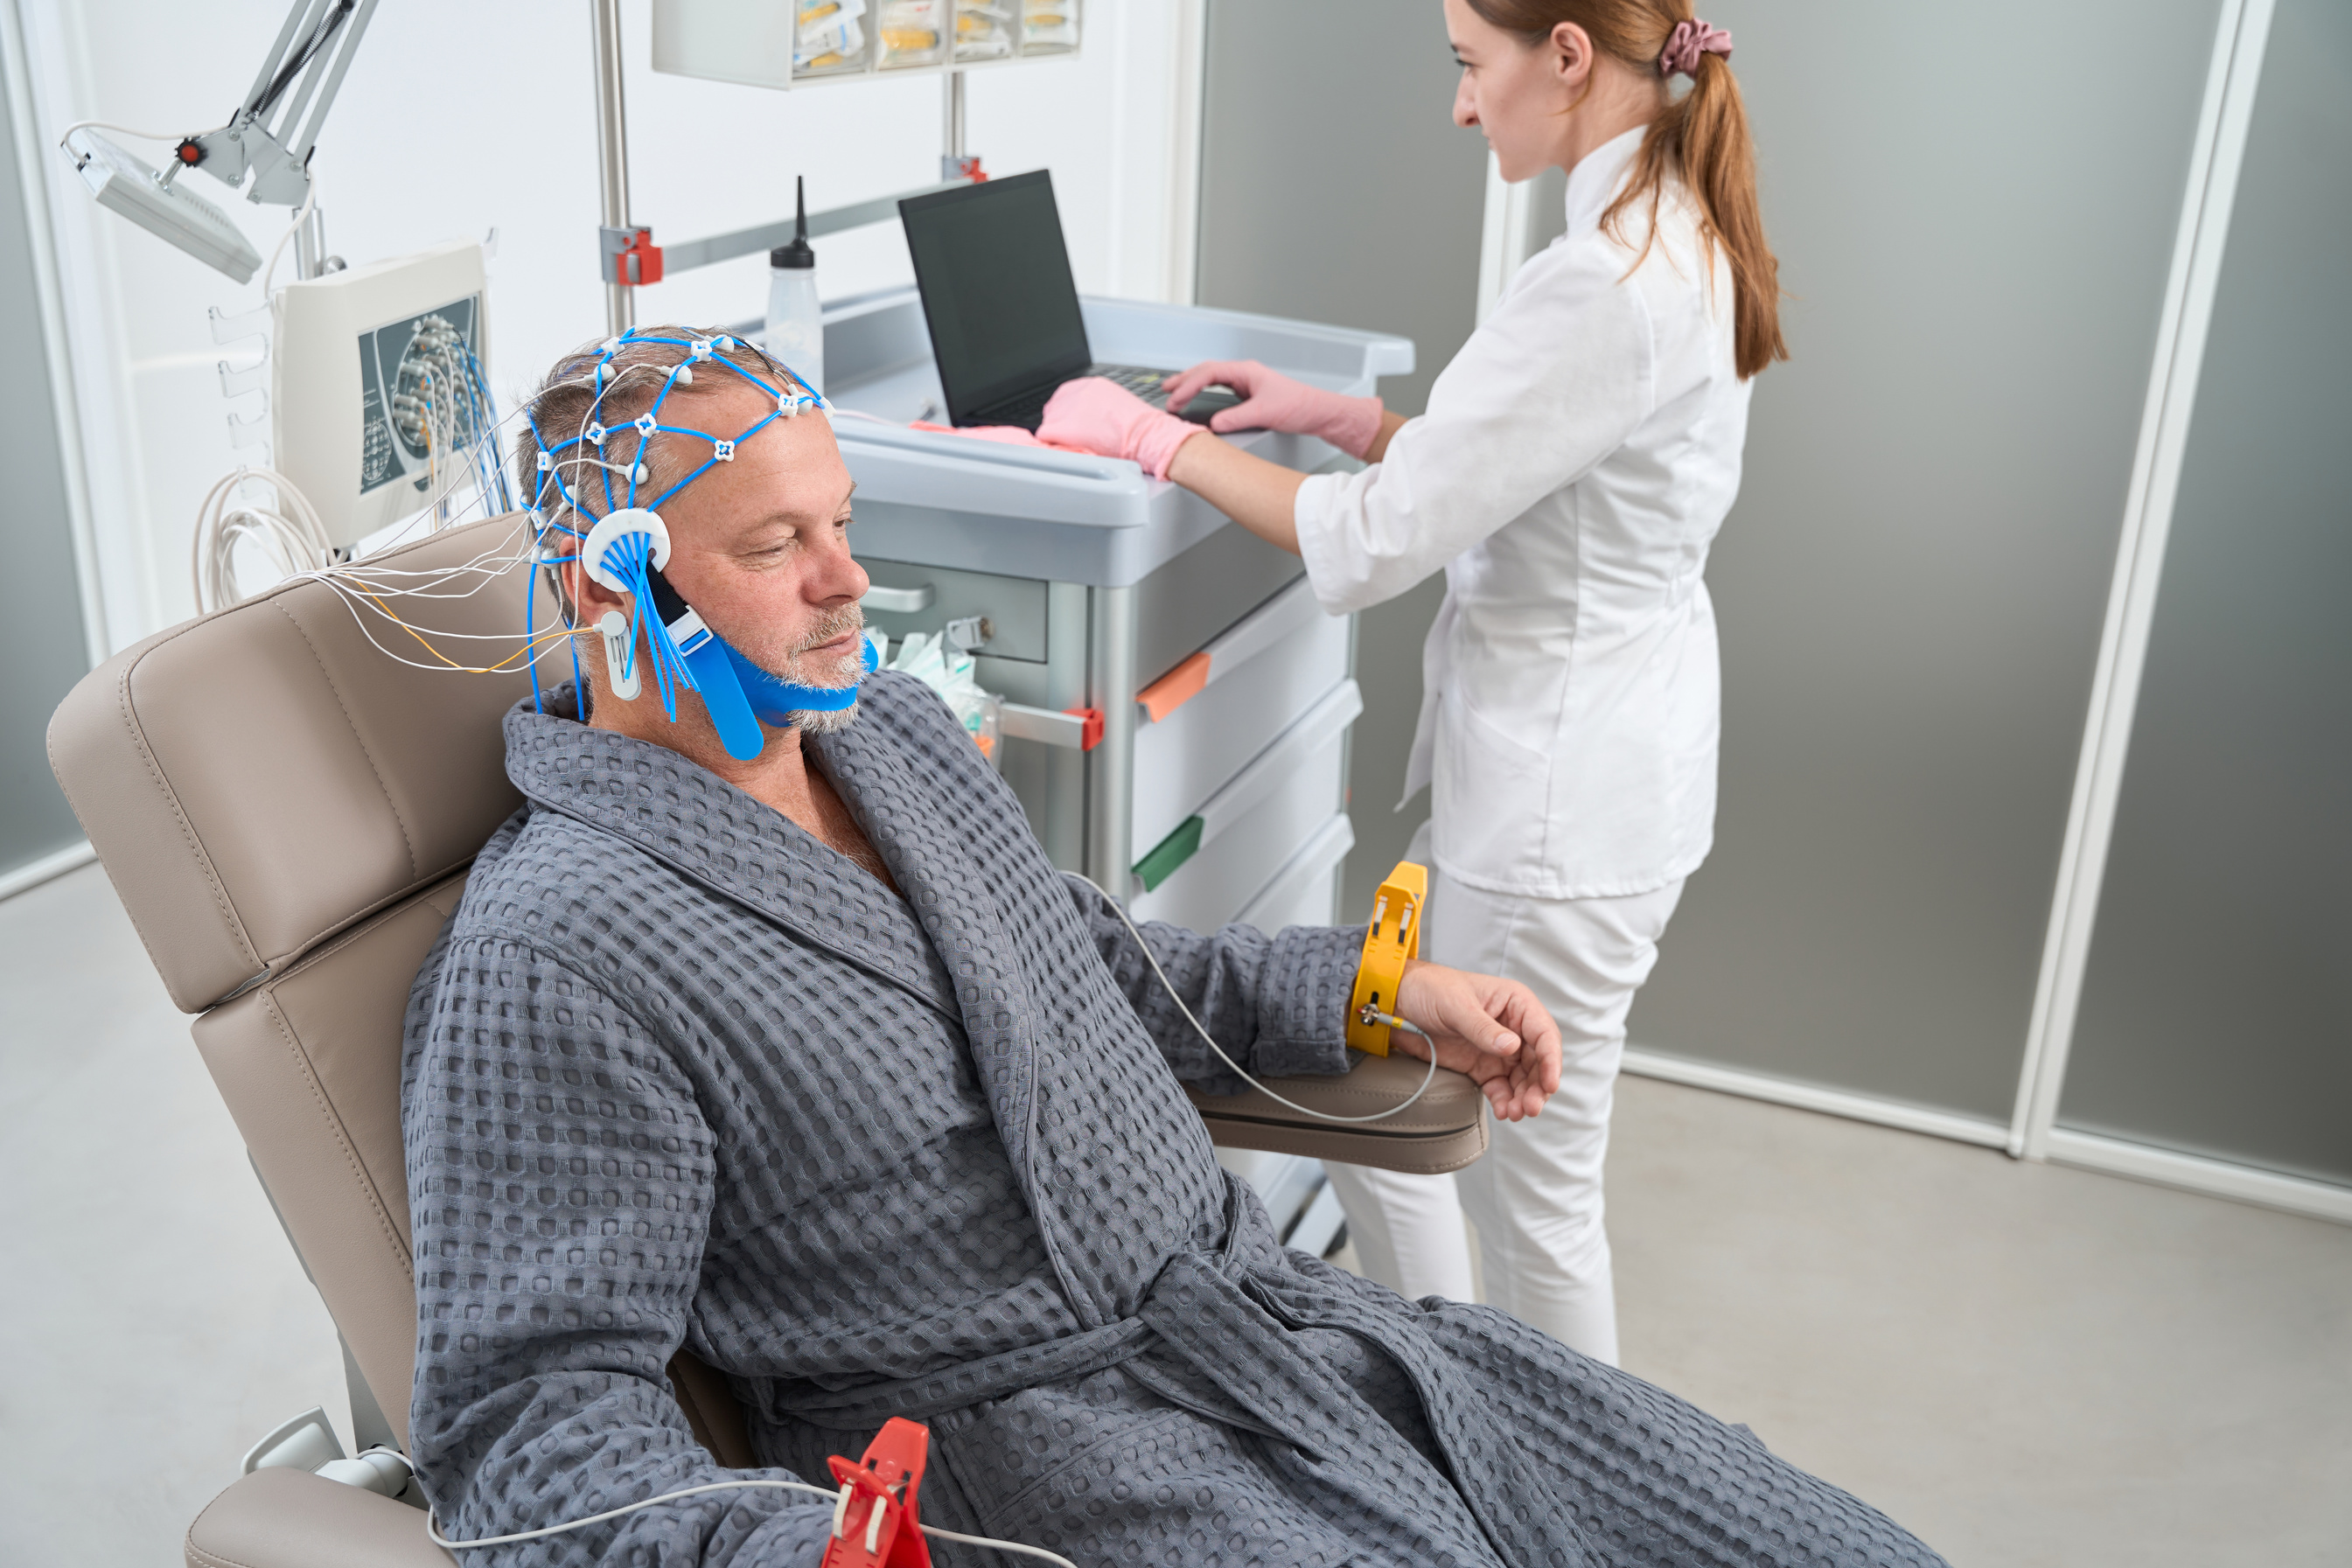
[1323,861,1685,1366]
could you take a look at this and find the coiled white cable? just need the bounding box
[192,466,334,613]
[426,1475,1077,1567]
[1070,873,1441,1124]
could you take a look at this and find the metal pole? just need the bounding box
[294,201,324,280]
[1085,584,1136,896]
[941,69,967,180]
[592,0,633,335]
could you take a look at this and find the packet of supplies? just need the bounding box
[876,0,946,67]
[885,630,1004,767]
[796,0,867,73]
[954,1,1015,59]
[1021,0,1078,52]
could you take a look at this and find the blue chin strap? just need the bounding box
[524,331,861,763]
[728,628,878,726]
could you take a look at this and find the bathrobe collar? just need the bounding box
[499,679,1066,1292]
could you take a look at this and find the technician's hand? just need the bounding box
[1162,359,1385,461]
[1034,377,1203,479]
[1389,959,1562,1123]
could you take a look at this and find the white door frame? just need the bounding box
[2001,0,2352,1227]
[2010,0,2276,1165]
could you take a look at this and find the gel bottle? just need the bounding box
[765,176,822,396]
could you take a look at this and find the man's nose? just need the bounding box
[813,533,869,606]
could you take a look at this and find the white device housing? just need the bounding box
[67,130,262,283]
[273,240,491,548]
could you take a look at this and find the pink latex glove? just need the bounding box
[1161,359,1384,460]
[1034,377,1203,480]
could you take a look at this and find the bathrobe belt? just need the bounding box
[764,1174,1569,1568]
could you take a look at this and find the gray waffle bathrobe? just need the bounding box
[402,673,1944,1568]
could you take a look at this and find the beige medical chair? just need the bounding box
[47,514,1484,1568]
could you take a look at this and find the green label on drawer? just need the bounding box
[1133,816,1204,893]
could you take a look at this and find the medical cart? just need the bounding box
[814,287,1412,928]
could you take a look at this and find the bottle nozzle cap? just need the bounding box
[771,174,815,268]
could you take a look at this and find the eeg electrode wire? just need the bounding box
[1072,873,1443,1125]
[424,1475,1077,1566]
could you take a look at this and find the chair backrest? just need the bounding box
[42,516,780,1460]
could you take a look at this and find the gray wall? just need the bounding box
[1625,0,2223,1120]
[2059,0,2352,1185]
[1195,0,1488,915]
[0,71,94,880]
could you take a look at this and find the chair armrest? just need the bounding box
[186,1467,452,1568]
[1186,1051,1490,1174]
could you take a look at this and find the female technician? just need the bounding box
[1039,0,1783,1364]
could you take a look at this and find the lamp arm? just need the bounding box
[173,0,379,207]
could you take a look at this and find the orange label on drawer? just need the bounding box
[1137,652,1211,722]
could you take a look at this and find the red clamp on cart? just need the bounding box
[820,1418,932,1568]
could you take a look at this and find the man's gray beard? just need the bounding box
[792,699,860,735]
[772,619,867,734]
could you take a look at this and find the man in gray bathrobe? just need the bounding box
[401,331,1945,1567]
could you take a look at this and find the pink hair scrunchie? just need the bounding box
[1658,17,1733,77]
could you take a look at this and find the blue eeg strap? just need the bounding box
[642,566,764,761]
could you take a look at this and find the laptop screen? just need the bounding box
[901,171,1092,424]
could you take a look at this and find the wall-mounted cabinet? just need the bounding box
[651,0,1080,91]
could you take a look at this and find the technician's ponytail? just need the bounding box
[1469,0,1787,380]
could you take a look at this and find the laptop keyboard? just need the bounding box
[971,364,1175,431]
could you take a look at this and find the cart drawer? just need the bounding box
[1131,728,1348,934]
[1132,610,1350,861]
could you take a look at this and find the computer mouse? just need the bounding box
[1174,386,1244,426]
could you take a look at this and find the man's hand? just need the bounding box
[1387,960,1562,1122]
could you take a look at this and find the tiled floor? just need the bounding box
[3,861,2347,1565]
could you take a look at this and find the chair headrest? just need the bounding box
[48,514,537,1013]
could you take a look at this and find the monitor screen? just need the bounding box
[901,171,1092,423]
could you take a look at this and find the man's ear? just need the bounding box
[562,557,628,621]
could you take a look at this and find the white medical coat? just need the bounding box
[1294,128,1750,900]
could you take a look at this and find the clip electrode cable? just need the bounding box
[424,1477,1078,1566]
[1072,873,1443,1125]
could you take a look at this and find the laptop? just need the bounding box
[901,171,1236,432]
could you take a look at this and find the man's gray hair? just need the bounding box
[514,326,806,537]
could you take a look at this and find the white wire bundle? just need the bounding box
[191,466,335,613]
[426,1474,1077,1565]
[214,339,813,674]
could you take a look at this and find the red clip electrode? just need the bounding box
[818,1418,932,1568]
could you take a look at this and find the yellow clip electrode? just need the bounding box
[1346,861,1427,1056]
